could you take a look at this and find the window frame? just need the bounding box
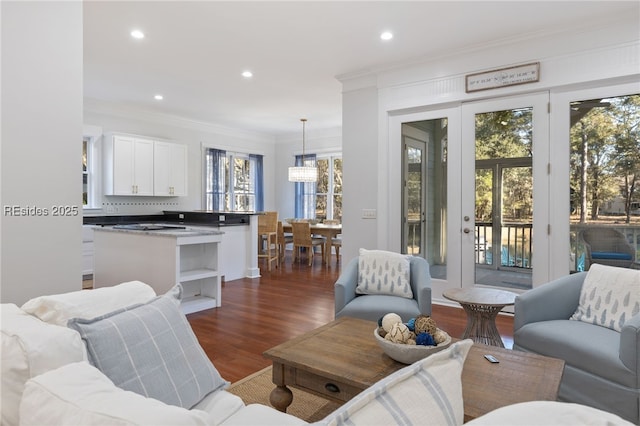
[82,125,102,211]
[83,136,91,207]
[204,147,263,213]
[314,153,342,220]
[227,152,257,212]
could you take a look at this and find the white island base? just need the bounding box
[93,226,223,314]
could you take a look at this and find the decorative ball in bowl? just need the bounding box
[374,327,452,364]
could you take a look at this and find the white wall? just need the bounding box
[1,1,83,304]
[338,15,640,267]
[341,86,379,266]
[84,103,277,215]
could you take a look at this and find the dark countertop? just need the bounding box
[83,211,254,227]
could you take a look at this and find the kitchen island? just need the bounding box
[93,225,223,314]
[85,211,261,280]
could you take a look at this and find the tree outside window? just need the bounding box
[570,94,640,223]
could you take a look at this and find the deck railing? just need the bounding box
[475,222,533,269]
[408,220,639,272]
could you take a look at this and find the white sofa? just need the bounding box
[1,282,633,426]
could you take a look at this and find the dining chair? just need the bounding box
[277,220,293,265]
[331,237,341,264]
[291,221,326,266]
[258,212,278,271]
[323,219,342,265]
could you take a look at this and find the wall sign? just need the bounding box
[466,62,540,93]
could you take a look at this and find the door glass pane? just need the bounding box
[402,119,448,280]
[475,168,493,265]
[406,145,423,255]
[475,108,533,289]
[569,94,640,272]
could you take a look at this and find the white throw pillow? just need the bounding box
[1,303,85,426]
[19,362,211,426]
[315,339,473,426]
[357,249,413,299]
[465,401,634,426]
[67,285,227,409]
[21,280,156,326]
[570,264,640,332]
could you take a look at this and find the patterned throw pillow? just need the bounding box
[314,339,473,426]
[356,249,413,299]
[67,285,227,409]
[570,264,640,332]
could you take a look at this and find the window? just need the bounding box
[205,148,263,212]
[82,137,91,207]
[295,154,342,220]
[569,93,640,272]
[316,155,342,220]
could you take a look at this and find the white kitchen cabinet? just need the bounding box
[104,134,154,196]
[154,141,187,196]
[93,227,223,314]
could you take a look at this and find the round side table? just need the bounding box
[443,288,517,347]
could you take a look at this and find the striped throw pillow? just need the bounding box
[315,339,473,426]
[67,285,227,409]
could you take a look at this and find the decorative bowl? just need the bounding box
[374,327,452,364]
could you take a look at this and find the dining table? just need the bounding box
[282,222,342,264]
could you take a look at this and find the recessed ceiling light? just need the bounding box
[241,70,253,78]
[131,29,145,39]
[380,31,393,41]
[154,94,163,100]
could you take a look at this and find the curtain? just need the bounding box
[206,148,226,211]
[250,154,264,212]
[294,154,317,218]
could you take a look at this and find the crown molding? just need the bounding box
[337,12,638,88]
[83,98,276,143]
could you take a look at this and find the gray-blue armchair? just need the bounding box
[334,255,432,322]
[513,272,640,424]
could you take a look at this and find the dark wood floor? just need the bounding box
[187,252,515,383]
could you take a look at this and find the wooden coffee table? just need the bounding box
[263,316,564,422]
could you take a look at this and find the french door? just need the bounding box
[392,107,461,287]
[392,93,549,294]
[461,93,550,289]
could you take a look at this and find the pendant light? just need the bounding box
[288,118,318,182]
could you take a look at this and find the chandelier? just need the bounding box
[288,118,318,182]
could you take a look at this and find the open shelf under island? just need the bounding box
[93,226,223,314]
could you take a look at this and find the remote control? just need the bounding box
[484,354,499,363]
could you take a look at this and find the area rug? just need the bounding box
[227,366,341,422]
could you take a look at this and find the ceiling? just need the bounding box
[83,1,637,139]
